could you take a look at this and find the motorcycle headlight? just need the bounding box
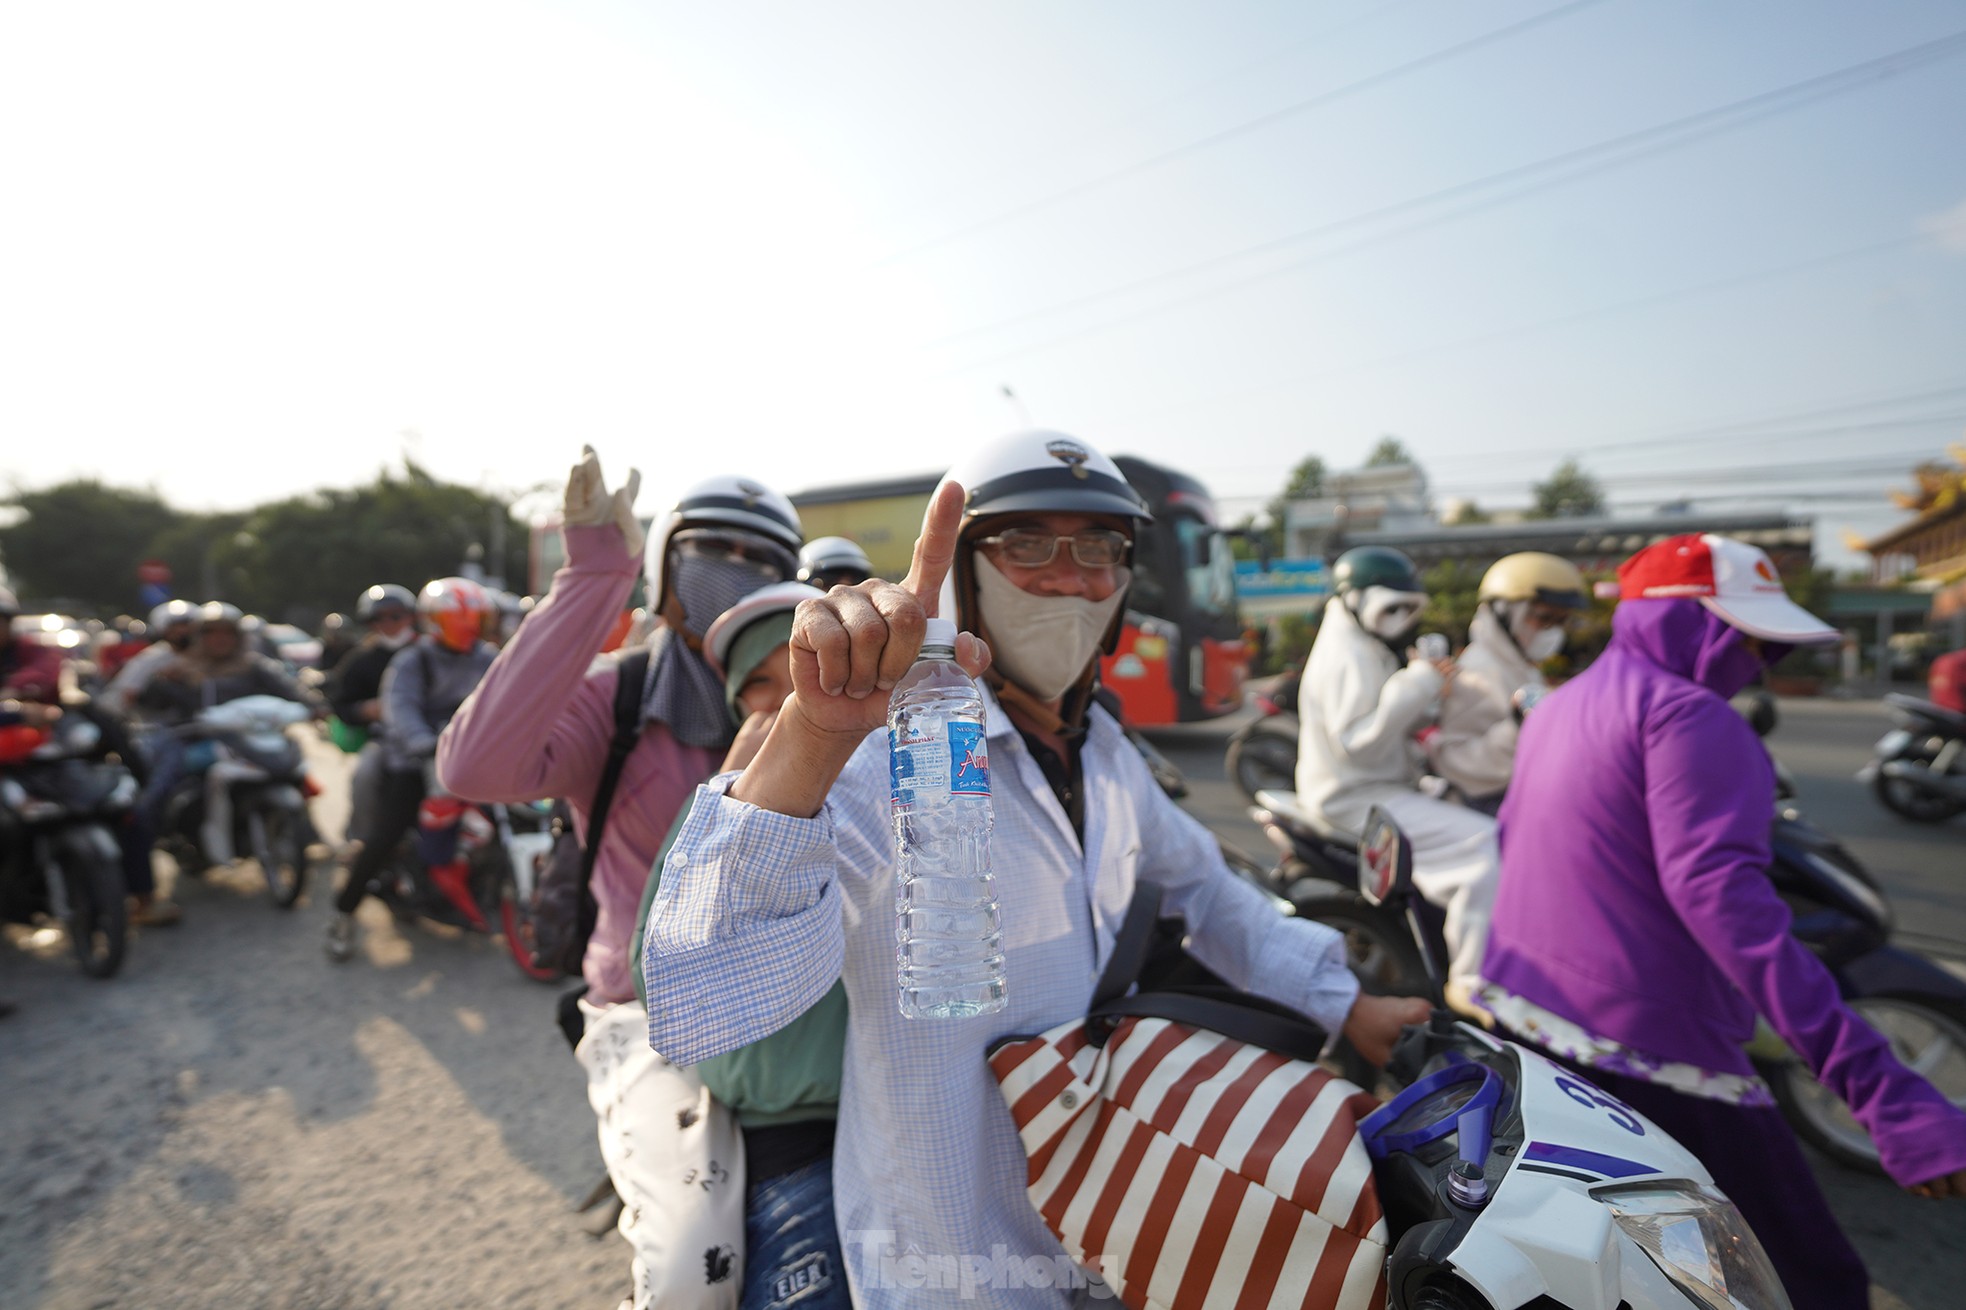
[1602,1185,1792,1310]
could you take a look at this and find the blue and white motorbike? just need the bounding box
[1356,809,1792,1310]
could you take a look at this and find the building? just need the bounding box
[1857,456,1966,649]
[1339,510,1815,579]
[1282,463,1431,558]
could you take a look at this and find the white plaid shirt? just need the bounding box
[645,690,1359,1308]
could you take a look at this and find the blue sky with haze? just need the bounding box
[2,0,1961,567]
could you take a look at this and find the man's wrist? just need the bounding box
[729,696,867,818]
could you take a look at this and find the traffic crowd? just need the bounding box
[3,432,1964,1310]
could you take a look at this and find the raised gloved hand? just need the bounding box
[562,445,645,559]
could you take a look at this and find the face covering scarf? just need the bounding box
[643,553,779,747]
[1353,586,1428,648]
[973,553,1129,702]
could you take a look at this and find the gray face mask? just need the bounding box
[673,555,776,639]
[973,553,1130,701]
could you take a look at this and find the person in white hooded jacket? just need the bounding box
[1294,546,1499,1005]
[1430,553,1589,808]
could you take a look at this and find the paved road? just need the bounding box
[2,698,1960,1308]
[1144,695,1966,1310]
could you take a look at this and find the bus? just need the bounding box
[792,455,1247,726]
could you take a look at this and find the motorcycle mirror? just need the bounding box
[1745,691,1778,738]
[1357,807,1413,909]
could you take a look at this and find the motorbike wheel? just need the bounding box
[1872,752,1966,824]
[494,853,559,984]
[60,841,127,979]
[252,807,307,909]
[1770,994,1966,1175]
[1295,890,1431,1000]
[1226,718,1299,805]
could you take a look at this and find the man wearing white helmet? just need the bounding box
[438,448,802,1310]
[645,431,1426,1310]
[796,536,874,591]
[100,599,199,719]
[1430,553,1589,807]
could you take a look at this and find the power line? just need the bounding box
[878,0,1609,267]
[928,28,1966,369]
[1129,232,1933,423]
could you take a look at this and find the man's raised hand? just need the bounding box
[787,481,990,739]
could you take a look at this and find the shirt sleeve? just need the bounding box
[437,524,634,805]
[383,647,439,758]
[1319,654,1441,762]
[1645,697,1966,1188]
[641,772,853,1065]
[1134,771,1361,1037]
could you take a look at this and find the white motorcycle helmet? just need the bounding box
[796,536,874,587]
[643,475,804,618]
[936,429,1152,658]
[147,598,196,635]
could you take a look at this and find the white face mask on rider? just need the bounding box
[1522,625,1566,662]
[376,625,415,651]
[1353,586,1428,645]
[972,553,1130,702]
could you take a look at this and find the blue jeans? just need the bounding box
[740,1158,849,1310]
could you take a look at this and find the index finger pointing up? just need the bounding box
[902,480,966,617]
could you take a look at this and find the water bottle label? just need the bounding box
[948,721,989,796]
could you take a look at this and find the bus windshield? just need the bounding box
[1173,515,1237,621]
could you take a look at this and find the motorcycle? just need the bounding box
[0,712,138,977]
[1858,692,1966,823]
[1243,707,1966,1177]
[1754,734,1966,1173]
[364,778,560,982]
[1353,809,1793,1310]
[157,695,325,908]
[1224,668,1301,803]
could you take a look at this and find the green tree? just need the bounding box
[219,461,528,621]
[1528,459,1606,519]
[1364,435,1413,467]
[0,480,181,613]
[1419,560,1484,647]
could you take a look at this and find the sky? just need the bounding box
[3,0,1964,569]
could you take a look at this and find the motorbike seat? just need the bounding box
[1884,693,1966,735]
[1252,789,1358,851]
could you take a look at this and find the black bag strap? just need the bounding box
[1085,882,1331,1065]
[579,647,651,889]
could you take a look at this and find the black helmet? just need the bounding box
[1332,547,1422,597]
[356,583,416,622]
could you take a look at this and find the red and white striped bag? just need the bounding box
[988,889,1388,1310]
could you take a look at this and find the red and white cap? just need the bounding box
[1618,533,1837,644]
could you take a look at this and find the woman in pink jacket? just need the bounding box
[439,448,802,1310]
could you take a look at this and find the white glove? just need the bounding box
[562,445,645,558]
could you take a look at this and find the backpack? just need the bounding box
[528,647,651,978]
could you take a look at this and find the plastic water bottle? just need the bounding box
[889,616,1004,1019]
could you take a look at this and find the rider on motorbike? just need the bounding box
[795,536,874,590]
[437,453,803,1310]
[326,578,498,959]
[0,587,64,707]
[1479,533,1966,1310]
[1430,552,1589,808]
[100,600,197,718]
[643,431,1427,1310]
[324,584,418,850]
[134,602,322,883]
[1294,546,1499,1007]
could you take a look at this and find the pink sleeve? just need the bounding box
[437,524,637,805]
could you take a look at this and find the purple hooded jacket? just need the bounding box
[1485,598,1966,1188]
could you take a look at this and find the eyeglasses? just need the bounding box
[975,528,1129,569]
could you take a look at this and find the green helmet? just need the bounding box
[1332,547,1422,597]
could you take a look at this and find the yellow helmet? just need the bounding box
[1478,553,1588,608]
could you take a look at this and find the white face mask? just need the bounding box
[1354,587,1428,644]
[376,625,415,650]
[1523,625,1566,662]
[972,553,1129,702]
